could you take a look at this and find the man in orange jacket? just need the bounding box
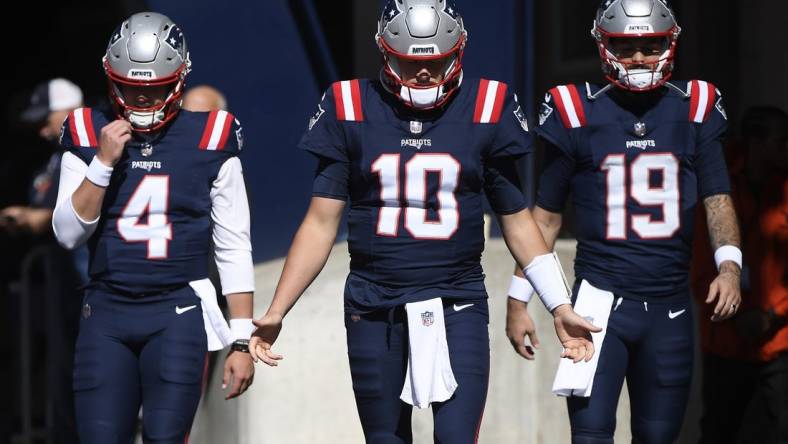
[692,106,788,444]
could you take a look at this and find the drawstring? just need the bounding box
[643,301,648,312]
[613,297,623,311]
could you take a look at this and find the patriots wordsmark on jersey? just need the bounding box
[60,107,243,293]
[300,79,533,311]
[536,80,730,300]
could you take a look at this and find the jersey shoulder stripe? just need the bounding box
[549,84,587,129]
[332,80,364,122]
[473,79,508,124]
[67,108,99,148]
[198,110,235,150]
[687,80,717,123]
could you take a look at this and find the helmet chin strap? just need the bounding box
[400,85,444,109]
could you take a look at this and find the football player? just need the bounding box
[250,1,599,442]
[52,12,255,444]
[505,1,742,442]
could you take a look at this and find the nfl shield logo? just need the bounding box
[634,121,647,137]
[421,311,434,327]
[410,120,422,135]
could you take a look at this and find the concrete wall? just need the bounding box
[190,239,641,443]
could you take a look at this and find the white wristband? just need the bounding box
[85,156,114,188]
[714,245,742,271]
[524,252,572,312]
[508,275,535,303]
[230,318,255,341]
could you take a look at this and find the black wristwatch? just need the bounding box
[231,339,250,353]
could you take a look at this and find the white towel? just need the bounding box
[400,298,458,409]
[189,278,235,351]
[552,280,614,397]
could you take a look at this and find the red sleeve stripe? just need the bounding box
[689,80,716,123]
[333,80,364,121]
[199,110,234,150]
[70,108,98,147]
[473,79,508,123]
[551,85,586,128]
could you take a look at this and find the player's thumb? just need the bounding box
[579,316,603,333]
[528,330,541,349]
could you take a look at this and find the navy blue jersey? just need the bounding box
[299,79,532,311]
[535,81,730,300]
[60,107,243,294]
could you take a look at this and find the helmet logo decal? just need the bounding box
[165,25,185,55]
[383,2,400,20]
[128,69,156,80]
[108,25,124,49]
[625,24,654,33]
[409,44,439,55]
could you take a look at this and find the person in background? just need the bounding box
[182,85,227,112]
[693,106,788,444]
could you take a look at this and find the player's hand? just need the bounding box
[249,313,284,366]
[97,119,132,167]
[705,262,741,322]
[552,304,602,363]
[223,350,255,400]
[506,297,540,360]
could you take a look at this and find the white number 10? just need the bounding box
[372,153,460,240]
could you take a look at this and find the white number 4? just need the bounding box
[117,175,172,259]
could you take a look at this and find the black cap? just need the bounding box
[20,78,83,124]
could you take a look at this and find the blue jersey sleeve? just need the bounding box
[483,157,527,215]
[695,89,731,198]
[297,87,349,163]
[535,141,575,213]
[312,157,349,200]
[533,90,573,157]
[486,92,534,159]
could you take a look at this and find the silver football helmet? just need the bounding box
[103,12,191,131]
[376,0,467,109]
[591,0,681,91]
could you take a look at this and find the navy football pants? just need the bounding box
[568,293,694,444]
[345,300,490,444]
[73,285,207,444]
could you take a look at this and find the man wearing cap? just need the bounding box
[1,78,84,235]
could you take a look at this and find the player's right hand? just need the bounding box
[97,119,132,167]
[506,297,540,360]
[552,304,602,363]
[249,313,284,367]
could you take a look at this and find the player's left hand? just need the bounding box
[223,350,255,400]
[705,262,741,322]
[552,304,602,363]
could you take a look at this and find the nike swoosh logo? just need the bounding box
[668,309,686,319]
[175,305,197,315]
[453,303,474,312]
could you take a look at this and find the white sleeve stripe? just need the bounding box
[340,81,356,121]
[693,80,709,123]
[73,108,90,146]
[206,110,229,151]
[479,80,500,124]
[556,85,582,128]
